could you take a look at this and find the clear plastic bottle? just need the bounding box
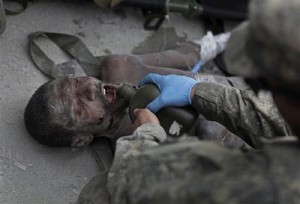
[117,83,198,137]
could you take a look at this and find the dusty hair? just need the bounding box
[24,81,75,147]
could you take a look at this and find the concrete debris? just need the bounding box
[13,161,26,171]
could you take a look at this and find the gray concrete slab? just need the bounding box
[0,1,204,203]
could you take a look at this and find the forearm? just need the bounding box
[145,65,196,79]
[191,82,292,148]
[138,42,200,70]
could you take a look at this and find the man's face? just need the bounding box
[49,76,119,135]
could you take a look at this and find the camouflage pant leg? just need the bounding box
[78,123,300,204]
[107,139,277,204]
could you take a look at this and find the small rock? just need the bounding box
[13,161,26,171]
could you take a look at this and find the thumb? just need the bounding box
[138,73,161,88]
[133,108,142,117]
[146,97,162,113]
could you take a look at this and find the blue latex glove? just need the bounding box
[138,74,198,113]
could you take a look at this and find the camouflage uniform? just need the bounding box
[192,79,292,148]
[78,0,300,203]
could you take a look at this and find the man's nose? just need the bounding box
[78,83,96,101]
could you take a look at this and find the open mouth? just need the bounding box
[102,84,117,103]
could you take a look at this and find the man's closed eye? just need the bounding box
[75,100,84,116]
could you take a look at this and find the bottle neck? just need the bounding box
[116,84,137,102]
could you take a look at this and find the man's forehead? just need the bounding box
[49,77,73,105]
[52,76,102,91]
[47,77,74,125]
[58,77,72,90]
[48,76,104,114]
[47,78,69,100]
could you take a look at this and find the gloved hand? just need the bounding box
[138,74,198,113]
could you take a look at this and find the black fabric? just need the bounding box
[77,172,111,204]
[62,0,92,3]
[91,138,115,171]
[199,0,249,21]
[214,52,230,75]
[122,0,166,11]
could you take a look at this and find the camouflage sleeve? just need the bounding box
[192,82,292,148]
[107,123,167,204]
[109,123,167,170]
[77,123,167,204]
[105,138,300,204]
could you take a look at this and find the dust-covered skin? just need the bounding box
[48,76,131,140]
[99,54,196,86]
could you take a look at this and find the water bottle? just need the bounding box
[117,83,198,137]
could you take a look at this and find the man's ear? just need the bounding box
[71,133,94,150]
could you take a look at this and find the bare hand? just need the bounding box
[132,109,160,132]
